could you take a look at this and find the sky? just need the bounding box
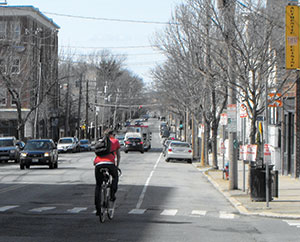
[7,0,184,83]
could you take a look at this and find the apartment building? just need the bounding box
[0,5,59,140]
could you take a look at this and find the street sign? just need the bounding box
[227,104,237,132]
[264,144,271,164]
[246,144,258,162]
[220,113,228,126]
[239,145,247,160]
[240,104,248,118]
[220,142,226,154]
[286,5,300,69]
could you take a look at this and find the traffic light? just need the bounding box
[179,121,183,130]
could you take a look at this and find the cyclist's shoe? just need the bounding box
[96,210,100,216]
[110,194,116,202]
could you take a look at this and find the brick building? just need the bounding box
[0,5,59,140]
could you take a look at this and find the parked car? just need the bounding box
[79,139,91,151]
[115,134,125,147]
[57,137,79,153]
[0,136,22,163]
[124,132,144,153]
[165,141,192,163]
[20,139,58,169]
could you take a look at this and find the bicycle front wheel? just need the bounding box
[99,187,106,223]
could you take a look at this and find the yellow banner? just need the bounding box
[286,5,300,69]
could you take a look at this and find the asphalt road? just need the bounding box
[0,119,299,242]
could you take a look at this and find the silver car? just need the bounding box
[165,141,193,163]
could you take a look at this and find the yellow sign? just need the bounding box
[286,5,300,69]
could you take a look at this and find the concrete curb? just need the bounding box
[193,163,300,219]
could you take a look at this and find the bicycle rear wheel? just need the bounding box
[99,187,106,223]
[107,188,115,220]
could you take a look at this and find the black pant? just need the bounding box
[94,164,119,209]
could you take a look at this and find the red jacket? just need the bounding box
[94,137,120,166]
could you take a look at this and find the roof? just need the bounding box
[0,5,60,29]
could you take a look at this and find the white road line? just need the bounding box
[30,207,56,212]
[219,211,235,219]
[67,207,88,213]
[283,220,300,226]
[0,205,19,212]
[191,210,207,216]
[135,153,162,209]
[161,209,178,216]
[129,209,146,215]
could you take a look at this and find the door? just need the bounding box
[283,112,295,175]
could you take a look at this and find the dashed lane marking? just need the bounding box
[191,210,207,216]
[67,207,88,213]
[219,211,235,219]
[283,220,300,228]
[129,209,146,214]
[29,207,56,212]
[0,205,19,212]
[160,209,178,216]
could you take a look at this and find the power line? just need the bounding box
[44,11,175,25]
[59,45,159,50]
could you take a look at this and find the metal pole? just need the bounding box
[265,71,269,207]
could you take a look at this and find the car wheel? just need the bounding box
[20,163,25,170]
[125,150,128,153]
[165,158,170,162]
[140,151,144,154]
[187,159,192,164]
[25,164,30,169]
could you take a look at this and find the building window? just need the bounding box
[0,87,7,106]
[11,21,20,41]
[11,59,20,74]
[0,21,6,39]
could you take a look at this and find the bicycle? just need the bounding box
[96,167,121,223]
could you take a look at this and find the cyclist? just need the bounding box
[94,129,121,215]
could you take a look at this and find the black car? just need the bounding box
[124,137,144,153]
[20,139,58,169]
[79,139,91,151]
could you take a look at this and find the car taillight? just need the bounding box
[168,149,172,152]
[125,141,130,144]
[140,141,143,144]
[188,150,192,153]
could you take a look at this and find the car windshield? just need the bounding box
[171,142,190,148]
[116,136,124,140]
[25,141,51,150]
[80,140,89,144]
[59,138,73,144]
[0,139,14,147]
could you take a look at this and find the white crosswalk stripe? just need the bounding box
[0,205,19,212]
[30,207,56,212]
[67,207,88,213]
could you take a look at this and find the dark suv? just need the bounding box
[0,137,21,163]
[124,137,144,153]
[20,139,58,169]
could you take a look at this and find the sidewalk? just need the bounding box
[194,159,300,219]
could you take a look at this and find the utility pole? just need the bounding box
[85,80,89,139]
[77,73,83,139]
[218,0,238,189]
[65,63,70,137]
